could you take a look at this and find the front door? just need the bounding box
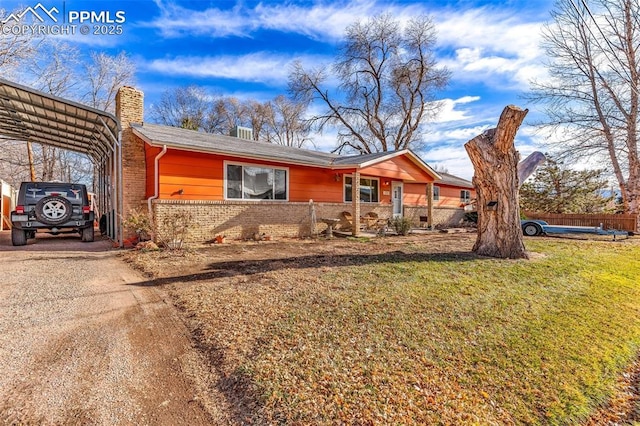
[392,182,403,218]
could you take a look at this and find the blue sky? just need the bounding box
[2,0,558,179]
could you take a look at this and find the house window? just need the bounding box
[433,185,440,201]
[460,190,471,203]
[226,163,287,200]
[344,176,379,203]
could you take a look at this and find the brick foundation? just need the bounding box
[404,206,467,228]
[151,200,467,242]
[152,200,396,242]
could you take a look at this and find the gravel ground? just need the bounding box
[0,231,225,425]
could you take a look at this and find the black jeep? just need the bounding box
[10,182,95,246]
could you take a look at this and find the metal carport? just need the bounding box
[0,77,123,246]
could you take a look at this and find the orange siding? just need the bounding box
[359,155,435,183]
[150,146,348,202]
[404,183,427,205]
[289,166,344,202]
[435,184,475,208]
[403,183,476,208]
[144,142,442,205]
[379,182,392,204]
[157,150,224,200]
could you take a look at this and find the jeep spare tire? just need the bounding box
[35,196,73,225]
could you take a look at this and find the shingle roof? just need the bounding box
[437,172,474,188]
[132,122,338,167]
[332,151,397,165]
[131,122,469,183]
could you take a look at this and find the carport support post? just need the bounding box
[426,182,434,229]
[352,171,360,236]
[27,141,36,181]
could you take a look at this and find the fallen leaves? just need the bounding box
[123,234,640,425]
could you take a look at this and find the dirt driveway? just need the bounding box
[0,232,222,425]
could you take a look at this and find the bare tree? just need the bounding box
[528,0,640,227]
[432,164,450,174]
[26,40,81,99]
[210,96,251,135]
[0,8,40,73]
[0,7,41,186]
[149,86,210,130]
[245,100,271,141]
[22,41,99,183]
[150,88,255,135]
[289,13,449,154]
[149,85,311,144]
[263,95,312,148]
[83,51,136,112]
[0,140,33,187]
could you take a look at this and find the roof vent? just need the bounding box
[230,126,253,140]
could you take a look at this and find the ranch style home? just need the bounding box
[116,87,476,242]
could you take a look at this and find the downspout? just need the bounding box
[147,145,168,235]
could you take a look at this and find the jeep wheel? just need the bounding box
[81,226,95,242]
[35,196,73,225]
[11,228,27,246]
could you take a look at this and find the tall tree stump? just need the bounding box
[464,105,529,259]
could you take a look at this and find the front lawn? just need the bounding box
[131,235,640,424]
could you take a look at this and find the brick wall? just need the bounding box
[115,87,147,221]
[151,200,470,243]
[152,200,394,242]
[404,206,468,228]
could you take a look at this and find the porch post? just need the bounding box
[352,171,360,236]
[426,182,434,229]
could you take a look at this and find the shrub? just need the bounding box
[464,212,478,224]
[123,208,153,241]
[391,217,413,236]
[157,210,193,250]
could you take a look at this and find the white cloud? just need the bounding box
[146,0,397,40]
[142,2,551,91]
[143,52,329,85]
[436,9,543,58]
[308,129,339,152]
[144,0,464,42]
[145,1,250,38]
[253,1,381,41]
[419,145,475,180]
[433,96,481,123]
[435,8,549,89]
[427,125,491,144]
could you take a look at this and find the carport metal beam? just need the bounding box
[0,78,124,247]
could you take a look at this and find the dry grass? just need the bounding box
[125,234,640,425]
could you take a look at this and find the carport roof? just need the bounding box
[0,78,120,160]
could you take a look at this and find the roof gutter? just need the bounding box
[147,145,167,227]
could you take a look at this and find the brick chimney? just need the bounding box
[116,86,144,126]
[116,86,146,220]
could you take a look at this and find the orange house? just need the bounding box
[433,172,475,208]
[116,87,475,241]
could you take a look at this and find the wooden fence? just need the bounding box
[523,212,638,232]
